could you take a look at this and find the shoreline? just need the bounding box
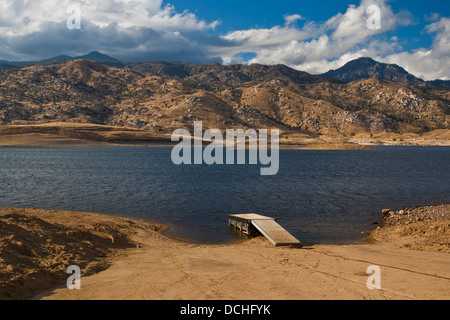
[0,123,449,150]
[1,143,450,150]
[1,136,450,150]
[1,205,449,300]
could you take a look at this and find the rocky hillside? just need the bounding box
[0,59,449,138]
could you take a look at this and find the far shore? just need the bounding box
[0,123,449,150]
[1,204,449,300]
[2,132,450,150]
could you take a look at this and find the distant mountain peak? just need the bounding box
[348,57,378,66]
[46,55,72,61]
[39,51,121,67]
[77,51,119,62]
[323,57,425,86]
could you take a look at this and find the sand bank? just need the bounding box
[0,206,449,300]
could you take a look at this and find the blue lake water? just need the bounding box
[0,146,449,244]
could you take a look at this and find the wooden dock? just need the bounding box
[229,214,301,247]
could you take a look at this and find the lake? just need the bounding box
[1,146,449,244]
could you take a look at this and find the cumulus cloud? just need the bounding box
[216,0,450,80]
[0,0,221,62]
[220,0,411,74]
[0,0,448,80]
[0,0,217,31]
[383,17,450,80]
[284,14,305,26]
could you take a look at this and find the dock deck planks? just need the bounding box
[229,214,301,247]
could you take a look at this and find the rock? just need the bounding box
[399,210,405,215]
[382,209,391,216]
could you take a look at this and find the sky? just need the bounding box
[0,0,449,80]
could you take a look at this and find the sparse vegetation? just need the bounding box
[0,59,448,139]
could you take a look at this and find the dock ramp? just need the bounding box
[229,214,301,247]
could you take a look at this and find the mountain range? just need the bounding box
[0,52,449,140]
[0,51,122,71]
[2,52,449,88]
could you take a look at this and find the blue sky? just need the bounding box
[0,0,449,80]
[168,0,351,30]
[168,0,448,54]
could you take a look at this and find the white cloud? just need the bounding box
[383,17,450,80]
[0,0,220,61]
[0,0,448,80]
[0,0,212,31]
[284,14,304,26]
[221,0,405,72]
[217,0,450,80]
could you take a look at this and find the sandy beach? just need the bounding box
[1,205,449,300]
